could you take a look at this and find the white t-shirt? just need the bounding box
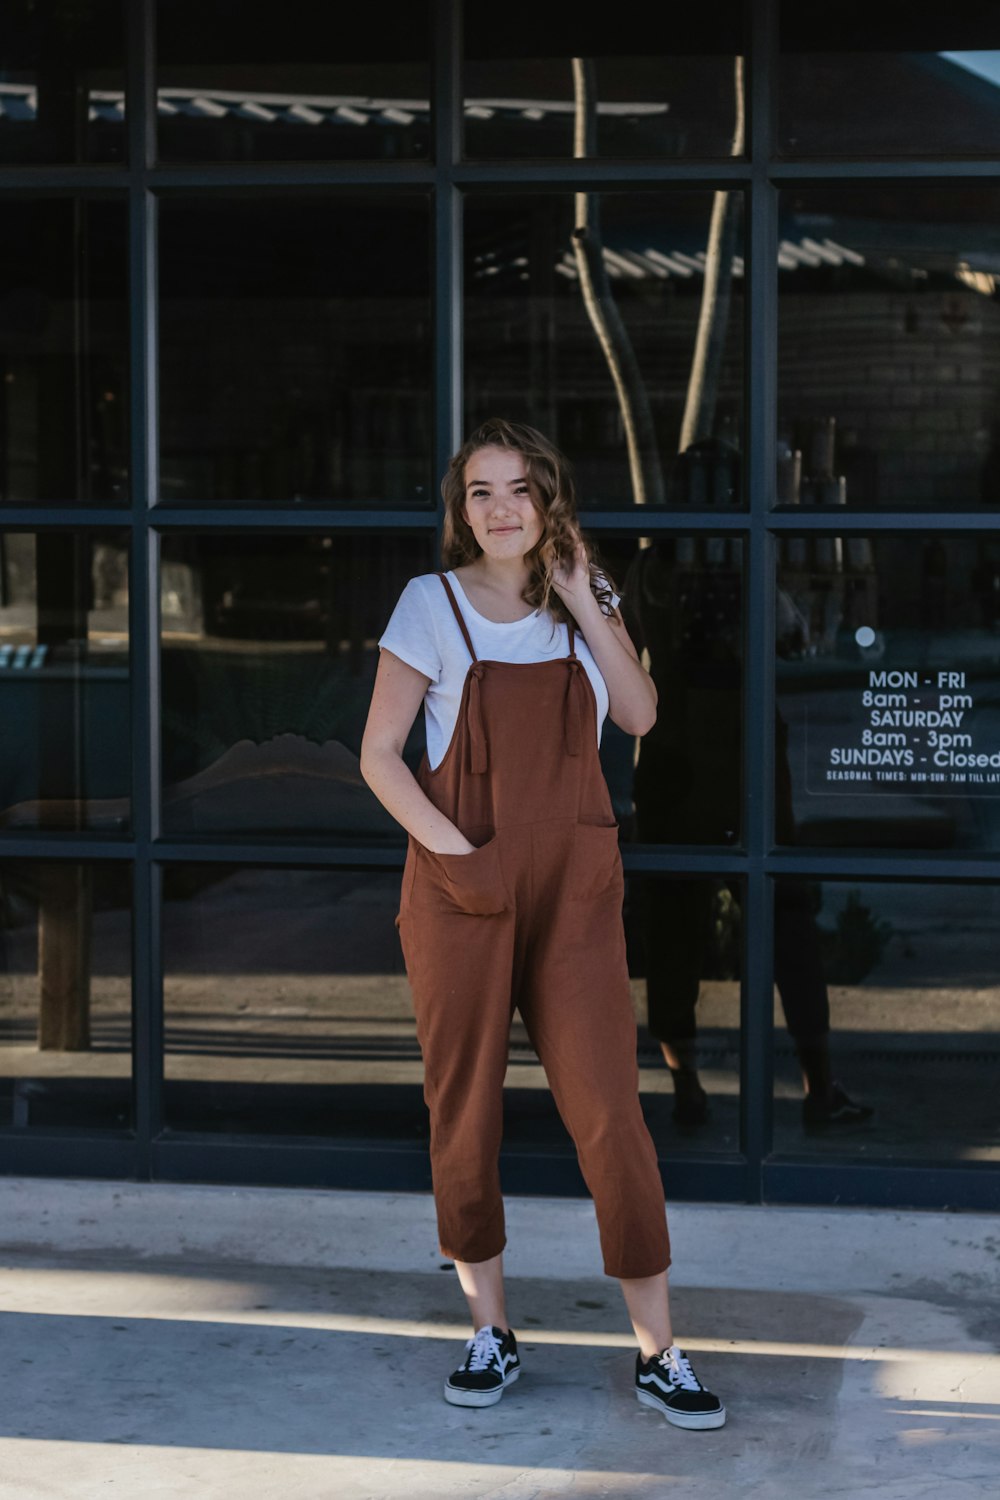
[378,569,622,771]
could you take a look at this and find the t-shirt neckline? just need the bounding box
[447,570,542,628]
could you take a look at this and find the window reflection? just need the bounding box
[0,532,130,833]
[0,860,132,1131]
[162,865,429,1140]
[618,537,743,844]
[778,187,1000,510]
[0,1,125,164]
[160,533,432,838]
[628,874,741,1154]
[773,880,999,1164]
[779,7,1000,158]
[159,196,432,504]
[465,195,745,507]
[157,3,430,162]
[777,534,1000,850]
[0,200,128,505]
[463,3,744,159]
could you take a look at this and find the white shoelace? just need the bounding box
[659,1346,702,1391]
[464,1325,503,1373]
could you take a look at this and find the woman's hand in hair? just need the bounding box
[548,535,593,610]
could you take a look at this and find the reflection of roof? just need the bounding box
[479,238,864,284]
[0,83,667,128]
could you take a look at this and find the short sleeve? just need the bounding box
[378,577,442,683]
[594,570,622,611]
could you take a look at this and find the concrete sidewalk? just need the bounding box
[0,1180,998,1499]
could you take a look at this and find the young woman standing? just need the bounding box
[360,419,726,1429]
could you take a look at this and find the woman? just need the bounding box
[360,419,726,1429]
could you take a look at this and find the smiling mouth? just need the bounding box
[490,526,520,532]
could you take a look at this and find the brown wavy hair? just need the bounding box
[440,418,619,626]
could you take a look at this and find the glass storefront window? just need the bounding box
[772,879,999,1164]
[0,1,125,164]
[630,874,742,1157]
[463,4,745,160]
[0,531,130,833]
[780,6,1000,158]
[465,194,745,508]
[162,864,743,1159]
[0,860,132,1131]
[158,196,432,505]
[162,865,420,1139]
[160,532,433,837]
[776,533,1000,850]
[602,535,743,845]
[0,200,128,507]
[777,187,1000,512]
[157,3,430,163]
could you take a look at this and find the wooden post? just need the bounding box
[37,864,92,1051]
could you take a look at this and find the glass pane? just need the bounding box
[0,1,125,164]
[159,196,431,504]
[0,532,130,833]
[777,533,1000,851]
[631,874,742,1156]
[463,4,744,159]
[778,187,1000,512]
[772,879,999,1164]
[160,532,433,838]
[608,536,743,845]
[0,200,129,506]
[157,3,430,163]
[163,864,742,1160]
[162,866,421,1138]
[780,5,1000,157]
[465,194,745,508]
[0,860,132,1130]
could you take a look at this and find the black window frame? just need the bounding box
[0,0,997,1211]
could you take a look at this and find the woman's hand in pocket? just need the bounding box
[428,827,477,856]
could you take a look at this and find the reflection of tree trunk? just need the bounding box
[34,53,94,1048]
[572,58,664,507]
[679,57,745,451]
[38,864,92,1050]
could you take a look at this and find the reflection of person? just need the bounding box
[626,545,872,1131]
[361,419,725,1428]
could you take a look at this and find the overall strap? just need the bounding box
[567,622,577,658]
[436,572,478,663]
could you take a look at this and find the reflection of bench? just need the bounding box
[1,734,400,1053]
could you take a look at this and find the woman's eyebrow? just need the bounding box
[466,475,528,489]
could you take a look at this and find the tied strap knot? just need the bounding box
[468,663,488,774]
[564,658,583,757]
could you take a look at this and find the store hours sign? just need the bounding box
[807,669,1000,795]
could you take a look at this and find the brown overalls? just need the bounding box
[395,573,671,1280]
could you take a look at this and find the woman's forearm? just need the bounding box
[360,746,474,855]
[576,597,657,735]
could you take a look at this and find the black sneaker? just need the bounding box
[635,1345,726,1430]
[444,1325,521,1408]
[803,1081,874,1132]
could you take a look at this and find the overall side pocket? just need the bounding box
[413,826,510,916]
[568,820,624,903]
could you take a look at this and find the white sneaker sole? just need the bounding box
[636,1388,727,1429]
[444,1366,520,1408]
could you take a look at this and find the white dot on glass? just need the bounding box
[855,626,876,648]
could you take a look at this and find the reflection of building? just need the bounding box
[1,4,999,1215]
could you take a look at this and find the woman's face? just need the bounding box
[461,445,545,561]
